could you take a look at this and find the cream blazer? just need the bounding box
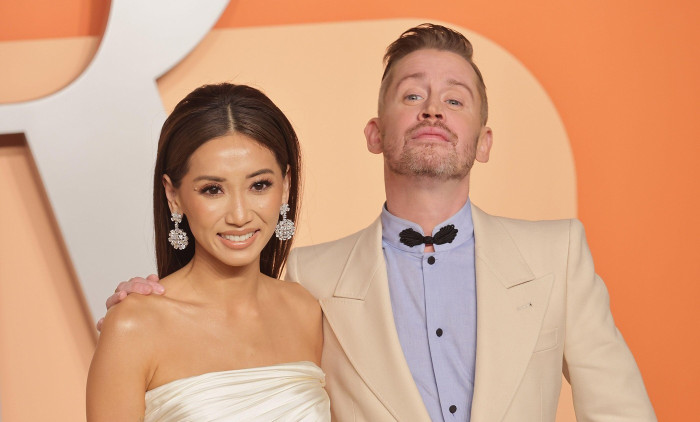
[286,205,656,421]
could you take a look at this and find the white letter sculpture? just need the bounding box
[0,0,229,319]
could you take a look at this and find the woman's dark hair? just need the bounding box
[153,83,301,279]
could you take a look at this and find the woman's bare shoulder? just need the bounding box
[270,278,322,338]
[273,278,320,309]
[100,289,174,339]
[271,278,323,361]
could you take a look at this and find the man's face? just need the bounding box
[366,49,491,180]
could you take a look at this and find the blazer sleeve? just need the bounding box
[563,219,657,421]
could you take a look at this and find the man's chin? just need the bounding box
[392,161,470,180]
[415,169,468,180]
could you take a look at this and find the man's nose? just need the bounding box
[419,98,443,121]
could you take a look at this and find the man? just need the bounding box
[106,24,656,421]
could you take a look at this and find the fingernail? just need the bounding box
[154,285,165,294]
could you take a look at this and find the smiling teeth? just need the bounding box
[221,232,254,242]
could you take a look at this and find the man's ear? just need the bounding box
[162,174,181,213]
[282,165,290,205]
[475,126,493,163]
[364,117,383,155]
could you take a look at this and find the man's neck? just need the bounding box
[384,170,471,235]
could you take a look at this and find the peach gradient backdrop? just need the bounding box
[1,1,698,421]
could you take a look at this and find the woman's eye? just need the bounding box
[251,180,272,192]
[405,94,423,101]
[200,185,223,195]
[446,99,462,106]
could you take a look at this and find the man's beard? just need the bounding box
[384,122,477,180]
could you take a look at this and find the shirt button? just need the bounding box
[449,405,457,414]
[436,328,443,337]
[427,256,436,265]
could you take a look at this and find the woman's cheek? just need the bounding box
[254,195,281,222]
[185,196,221,231]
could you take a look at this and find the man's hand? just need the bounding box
[96,274,164,331]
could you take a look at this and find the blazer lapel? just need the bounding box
[319,218,431,421]
[470,206,555,422]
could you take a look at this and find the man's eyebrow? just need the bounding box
[394,73,475,99]
[446,78,474,99]
[394,72,426,88]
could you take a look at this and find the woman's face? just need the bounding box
[164,132,289,269]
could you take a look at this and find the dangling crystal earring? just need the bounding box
[275,203,295,241]
[168,211,189,250]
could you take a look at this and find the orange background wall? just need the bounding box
[1,1,698,421]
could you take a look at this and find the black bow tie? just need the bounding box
[399,224,458,247]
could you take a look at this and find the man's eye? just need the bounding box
[446,99,462,106]
[406,94,423,101]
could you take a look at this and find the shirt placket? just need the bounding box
[423,251,464,421]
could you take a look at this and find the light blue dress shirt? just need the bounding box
[381,200,477,422]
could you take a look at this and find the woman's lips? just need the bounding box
[217,230,258,249]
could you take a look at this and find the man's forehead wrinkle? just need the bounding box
[394,72,427,90]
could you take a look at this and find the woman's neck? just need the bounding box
[169,247,266,308]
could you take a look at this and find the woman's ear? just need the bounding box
[162,174,180,213]
[282,165,291,205]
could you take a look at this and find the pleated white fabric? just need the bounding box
[144,361,330,421]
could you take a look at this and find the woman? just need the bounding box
[86,83,329,420]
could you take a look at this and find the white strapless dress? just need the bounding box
[144,361,330,421]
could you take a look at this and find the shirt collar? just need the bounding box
[381,199,474,253]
